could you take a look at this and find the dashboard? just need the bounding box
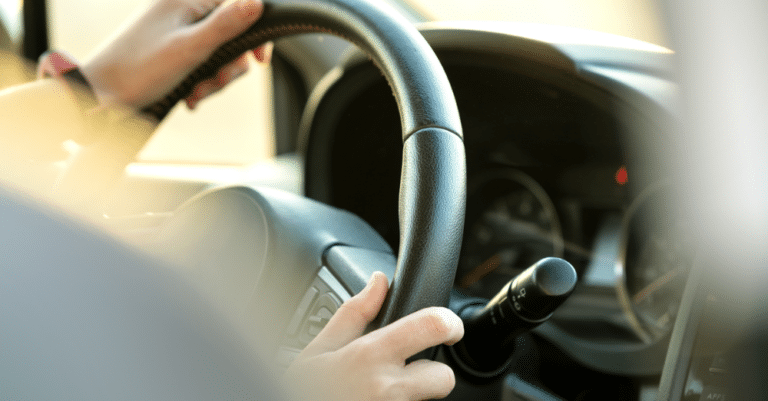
[300,22,688,396]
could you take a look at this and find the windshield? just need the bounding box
[408,0,668,47]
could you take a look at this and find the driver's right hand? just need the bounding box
[284,271,464,401]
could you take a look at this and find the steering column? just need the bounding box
[448,257,577,378]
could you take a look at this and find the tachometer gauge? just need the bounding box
[457,170,563,298]
[616,183,694,343]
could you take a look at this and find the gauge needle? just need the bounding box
[459,253,501,288]
[632,266,682,305]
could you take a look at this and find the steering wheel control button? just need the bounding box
[285,268,350,348]
[699,387,727,401]
[318,266,352,302]
[307,307,334,336]
[709,355,728,375]
[287,286,319,336]
[450,257,577,376]
[300,293,341,344]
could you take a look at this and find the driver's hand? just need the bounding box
[284,272,464,401]
[80,0,271,110]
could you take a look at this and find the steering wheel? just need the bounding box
[147,0,466,329]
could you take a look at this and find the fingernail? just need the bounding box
[253,41,274,64]
[369,271,388,290]
[364,274,377,290]
[359,272,380,295]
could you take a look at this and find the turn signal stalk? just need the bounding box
[449,257,577,377]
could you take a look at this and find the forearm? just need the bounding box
[0,78,154,209]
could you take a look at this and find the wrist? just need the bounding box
[38,50,158,146]
[38,51,101,112]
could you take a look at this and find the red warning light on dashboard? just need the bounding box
[615,166,628,185]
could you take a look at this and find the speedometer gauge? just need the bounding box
[457,170,563,299]
[616,183,694,343]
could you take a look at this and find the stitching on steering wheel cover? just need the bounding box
[142,23,355,121]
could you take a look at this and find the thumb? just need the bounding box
[300,272,389,358]
[193,0,264,53]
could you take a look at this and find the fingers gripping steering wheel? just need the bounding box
[146,0,466,330]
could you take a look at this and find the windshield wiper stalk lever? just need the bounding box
[448,257,577,377]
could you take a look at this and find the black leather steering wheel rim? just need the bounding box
[146,0,466,328]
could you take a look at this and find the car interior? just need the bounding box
[2,0,767,400]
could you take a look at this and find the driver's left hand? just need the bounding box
[80,0,271,110]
